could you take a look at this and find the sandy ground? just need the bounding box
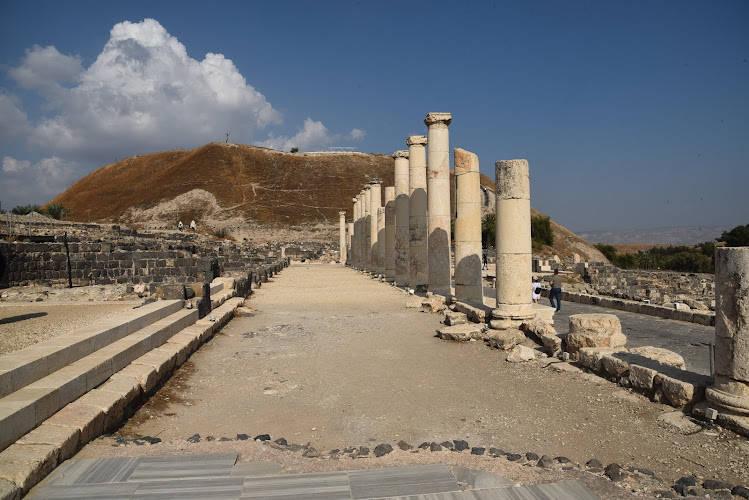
[0,300,141,355]
[69,263,748,497]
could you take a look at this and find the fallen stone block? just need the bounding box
[601,354,631,377]
[657,372,710,408]
[452,301,489,323]
[437,324,484,342]
[520,317,556,341]
[628,346,685,369]
[421,295,447,314]
[485,329,525,350]
[507,345,536,363]
[629,364,659,390]
[0,443,58,494]
[17,424,80,463]
[540,334,563,355]
[657,411,701,433]
[578,348,627,372]
[444,311,467,326]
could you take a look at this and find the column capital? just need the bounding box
[339,211,346,216]
[424,112,452,127]
[352,198,358,203]
[363,184,371,190]
[368,178,382,186]
[393,150,409,159]
[407,135,427,147]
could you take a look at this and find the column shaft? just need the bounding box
[364,186,372,271]
[408,135,429,292]
[347,222,353,265]
[394,150,410,286]
[706,247,749,423]
[384,186,396,282]
[338,211,347,264]
[425,112,452,295]
[369,181,382,275]
[454,148,483,304]
[377,207,386,276]
[491,159,534,329]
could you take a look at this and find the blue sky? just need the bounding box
[1,0,747,233]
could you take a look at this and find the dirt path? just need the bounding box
[111,263,747,491]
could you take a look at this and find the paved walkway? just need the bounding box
[110,263,748,488]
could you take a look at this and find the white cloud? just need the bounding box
[1,156,83,205]
[17,18,282,163]
[0,93,31,143]
[257,118,366,152]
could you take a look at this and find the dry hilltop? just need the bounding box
[50,142,606,261]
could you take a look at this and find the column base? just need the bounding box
[490,303,534,330]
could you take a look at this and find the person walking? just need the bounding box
[532,276,542,303]
[549,269,563,311]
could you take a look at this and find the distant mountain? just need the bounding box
[578,226,730,246]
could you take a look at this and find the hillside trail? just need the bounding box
[83,263,747,493]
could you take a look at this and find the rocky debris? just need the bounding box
[539,334,563,356]
[586,458,603,471]
[418,442,430,450]
[578,347,627,372]
[437,324,484,342]
[453,440,470,452]
[396,440,412,451]
[555,456,573,464]
[302,447,319,458]
[254,434,270,441]
[526,453,539,461]
[358,446,370,456]
[537,455,554,468]
[440,441,454,450]
[566,314,627,358]
[236,434,250,440]
[485,329,525,350]
[444,311,467,326]
[274,437,288,446]
[673,475,697,495]
[186,434,200,443]
[733,485,749,498]
[520,317,556,340]
[506,453,523,462]
[429,442,442,452]
[604,463,626,482]
[373,443,393,457]
[488,447,504,457]
[506,345,536,363]
[470,447,485,455]
[421,294,447,314]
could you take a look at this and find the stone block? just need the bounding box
[0,401,35,452]
[421,295,447,314]
[17,424,80,462]
[0,443,58,494]
[578,348,626,372]
[0,478,20,500]
[657,374,709,408]
[452,301,489,323]
[116,364,160,394]
[76,389,128,432]
[566,329,627,358]
[628,346,685,369]
[437,324,484,342]
[629,364,659,390]
[485,329,525,350]
[444,311,467,326]
[132,348,177,383]
[45,403,105,447]
[540,334,562,355]
[569,313,622,334]
[520,317,556,341]
[601,354,631,377]
[507,345,536,363]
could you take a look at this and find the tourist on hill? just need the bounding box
[532,276,542,303]
[548,269,563,311]
[178,221,184,231]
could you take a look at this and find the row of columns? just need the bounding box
[341,112,533,331]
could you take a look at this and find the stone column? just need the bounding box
[490,159,534,330]
[453,148,483,304]
[352,197,360,268]
[369,180,382,275]
[384,186,396,282]
[364,185,372,271]
[425,112,452,295]
[706,247,749,435]
[347,222,354,266]
[339,211,347,264]
[393,150,410,287]
[408,135,428,292]
[377,207,386,277]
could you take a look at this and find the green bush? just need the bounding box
[717,224,749,247]
[44,203,66,220]
[11,204,42,215]
[481,213,495,248]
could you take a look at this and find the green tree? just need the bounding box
[717,224,749,247]
[595,244,618,262]
[531,214,554,248]
[481,213,495,248]
[11,204,42,215]
[290,147,299,153]
[44,203,66,220]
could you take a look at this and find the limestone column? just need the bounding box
[408,135,428,292]
[706,247,749,434]
[490,159,534,330]
[384,186,396,282]
[339,211,347,264]
[347,222,354,266]
[369,180,382,275]
[364,185,372,271]
[394,150,410,287]
[352,198,360,268]
[425,112,452,295]
[377,207,386,277]
[453,148,483,304]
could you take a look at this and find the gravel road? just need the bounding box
[106,263,747,494]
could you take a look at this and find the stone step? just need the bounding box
[0,308,198,451]
[0,300,184,399]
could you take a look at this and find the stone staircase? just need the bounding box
[21,455,601,499]
[0,280,247,496]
